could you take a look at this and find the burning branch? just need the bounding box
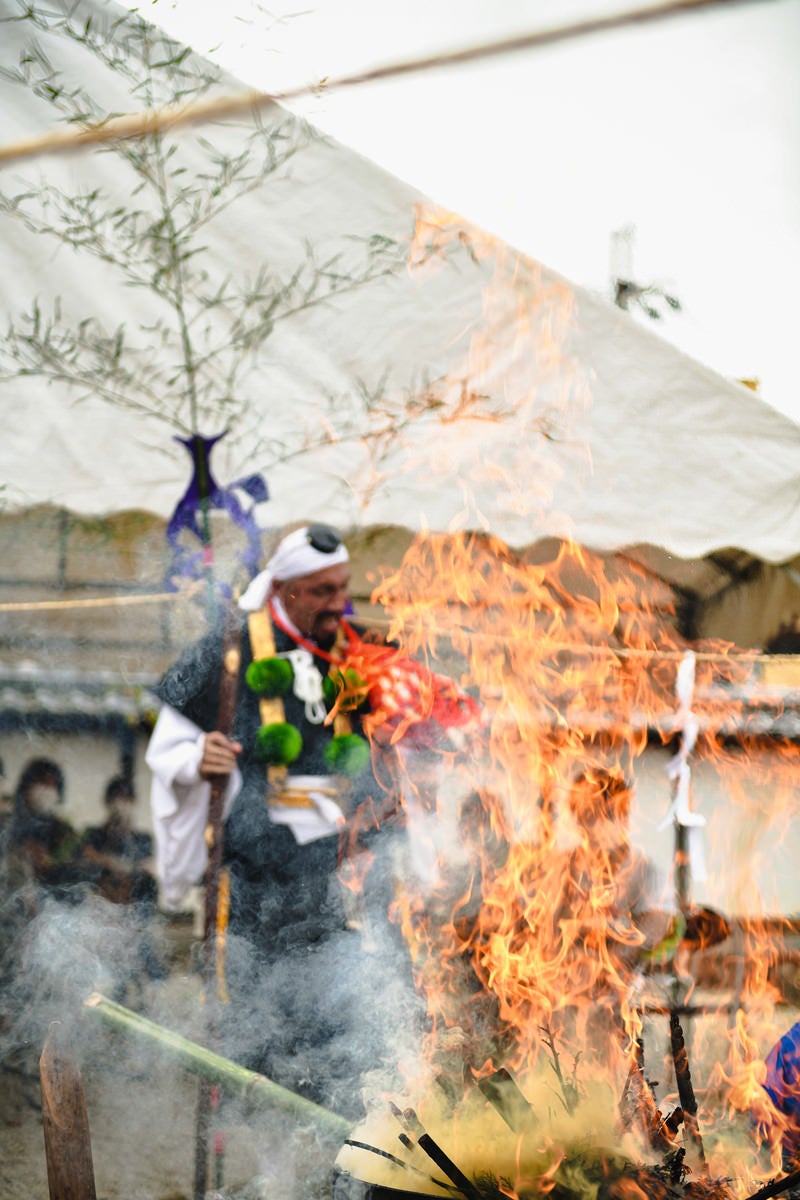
[618,1036,676,1152]
[344,1136,456,1195]
[540,1023,580,1115]
[670,1010,708,1173]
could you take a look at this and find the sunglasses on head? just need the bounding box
[305,524,342,554]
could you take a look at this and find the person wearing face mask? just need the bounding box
[1,760,78,1035]
[81,777,155,893]
[77,777,166,996]
[7,758,82,895]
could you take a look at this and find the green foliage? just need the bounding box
[323,732,370,776]
[539,1023,581,1115]
[245,655,294,697]
[0,2,505,518]
[0,2,413,443]
[254,721,302,765]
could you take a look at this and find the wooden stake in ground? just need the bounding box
[40,1020,97,1200]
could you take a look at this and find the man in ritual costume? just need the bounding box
[146,523,473,1115]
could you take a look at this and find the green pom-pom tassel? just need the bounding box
[322,674,336,707]
[324,733,371,776]
[323,668,369,712]
[246,656,294,697]
[255,722,303,765]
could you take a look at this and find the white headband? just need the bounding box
[238,526,349,612]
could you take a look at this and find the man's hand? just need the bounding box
[199,731,242,779]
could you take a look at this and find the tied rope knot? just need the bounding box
[284,648,328,724]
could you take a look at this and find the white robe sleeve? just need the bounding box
[146,705,240,911]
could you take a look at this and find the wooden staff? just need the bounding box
[40,1020,97,1200]
[201,600,242,989]
[194,599,243,1200]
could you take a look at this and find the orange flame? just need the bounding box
[374,525,800,1188]
[344,203,800,1196]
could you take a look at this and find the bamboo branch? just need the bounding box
[83,993,351,1142]
[540,1022,578,1115]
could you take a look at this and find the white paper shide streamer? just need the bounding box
[659,649,707,883]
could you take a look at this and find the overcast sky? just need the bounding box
[119,0,800,422]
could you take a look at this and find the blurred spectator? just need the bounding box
[0,763,165,1054]
[0,758,82,1047]
[6,758,83,896]
[81,776,157,908]
[81,776,165,993]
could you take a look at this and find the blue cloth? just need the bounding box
[165,432,268,593]
[763,1020,800,1168]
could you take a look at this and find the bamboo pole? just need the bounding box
[0,0,757,166]
[40,1021,98,1200]
[83,993,351,1142]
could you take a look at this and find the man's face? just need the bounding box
[274,562,351,647]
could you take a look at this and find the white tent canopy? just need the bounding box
[2,0,799,565]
